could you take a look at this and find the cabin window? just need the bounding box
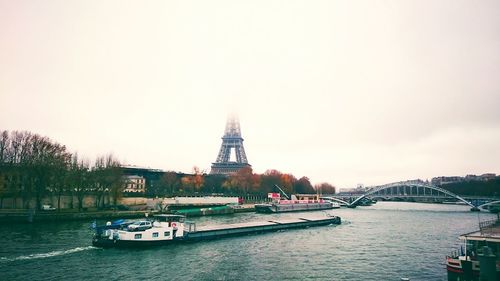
[164,231,170,237]
[153,232,159,238]
[134,234,142,239]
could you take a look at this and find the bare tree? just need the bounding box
[314,182,336,195]
[93,154,122,209]
[156,171,180,211]
[69,154,90,211]
[223,167,260,195]
[0,130,9,163]
[192,166,204,192]
[294,177,315,194]
[0,130,9,207]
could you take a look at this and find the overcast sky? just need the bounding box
[1,0,499,189]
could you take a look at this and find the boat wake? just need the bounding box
[1,246,97,262]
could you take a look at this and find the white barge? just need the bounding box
[92,214,341,248]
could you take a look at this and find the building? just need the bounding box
[431,176,464,186]
[123,175,146,193]
[120,165,166,194]
[465,174,480,181]
[431,174,497,186]
[480,173,496,181]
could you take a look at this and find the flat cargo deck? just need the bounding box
[184,215,340,241]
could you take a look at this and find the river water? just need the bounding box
[0,202,495,281]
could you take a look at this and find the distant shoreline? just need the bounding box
[0,210,155,224]
[0,204,257,224]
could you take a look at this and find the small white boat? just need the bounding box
[92,214,187,248]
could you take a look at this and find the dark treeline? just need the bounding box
[0,130,336,210]
[0,130,123,210]
[148,166,336,199]
[441,178,500,197]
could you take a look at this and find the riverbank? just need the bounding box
[0,204,257,223]
[0,209,157,223]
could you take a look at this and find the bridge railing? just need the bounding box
[479,218,500,235]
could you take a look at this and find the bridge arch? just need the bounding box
[321,196,350,206]
[477,200,500,210]
[350,182,475,208]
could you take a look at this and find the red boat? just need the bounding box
[446,217,500,280]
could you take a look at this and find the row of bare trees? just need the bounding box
[0,130,123,210]
[150,166,336,200]
[0,130,337,209]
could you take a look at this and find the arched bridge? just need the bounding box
[322,181,499,211]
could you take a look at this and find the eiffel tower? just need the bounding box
[210,116,251,175]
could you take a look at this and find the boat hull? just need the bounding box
[92,236,183,248]
[446,257,500,281]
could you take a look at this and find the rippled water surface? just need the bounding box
[0,202,495,280]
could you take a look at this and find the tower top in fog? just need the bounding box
[210,115,251,175]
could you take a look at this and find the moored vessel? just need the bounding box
[255,185,336,213]
[446,216,500,280]
[255,195,336,213]
[92,213,341,248]
[92,214,186,248]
